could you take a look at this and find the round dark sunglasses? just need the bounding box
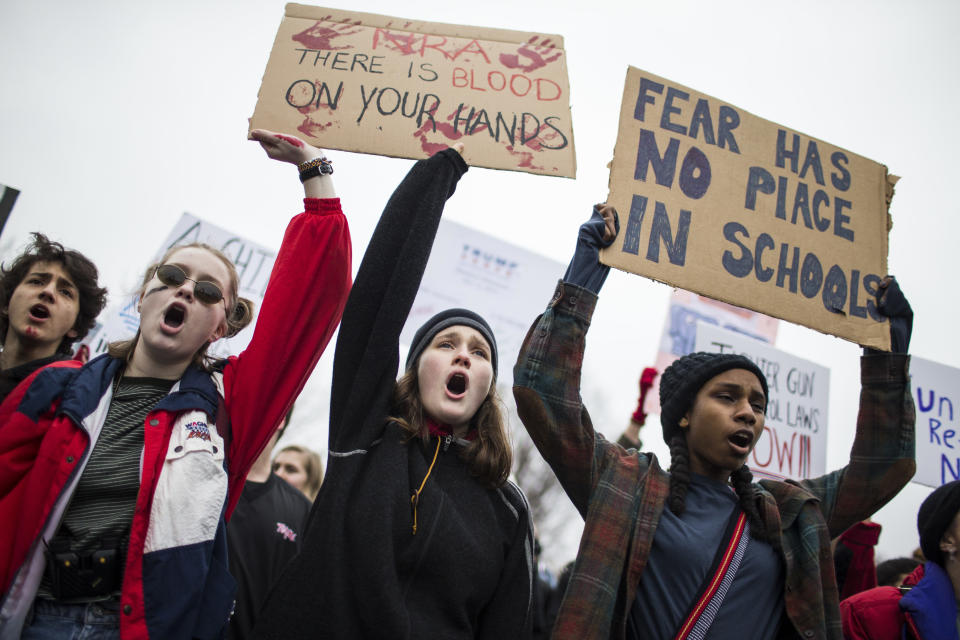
[154,264,226,306]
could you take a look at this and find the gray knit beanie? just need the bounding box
[659,352,769,444]
[405,308,498,378]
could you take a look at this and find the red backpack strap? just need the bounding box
[673,510,749,640]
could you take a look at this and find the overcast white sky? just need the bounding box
[1,0,958,568]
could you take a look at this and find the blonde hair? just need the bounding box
[388,369,512,488]
[108,243,255,370]
[276,444,324,501]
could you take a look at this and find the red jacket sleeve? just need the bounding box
[839,586,905,640]
[221,198,351,514]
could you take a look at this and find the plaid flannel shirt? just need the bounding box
[513,281,916,640]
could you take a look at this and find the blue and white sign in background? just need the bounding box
[910,357,960,488]
[400,219,564,387]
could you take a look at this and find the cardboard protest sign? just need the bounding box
[400,218,564,386]
[695,323,829,481]
[644,289,780,416]
[602,67,896,350]
[80,214,277,360]
[0,183,20,236]
[250,4,575,177]
[910,357,960,488]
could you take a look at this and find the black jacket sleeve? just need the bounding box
[328,149,468,452]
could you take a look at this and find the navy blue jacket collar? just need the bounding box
[58,354,220,423]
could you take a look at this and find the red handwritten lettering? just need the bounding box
[372,29,490,62]
[509,74,532,97]
[453,39,491,63]
[450,68,563,102]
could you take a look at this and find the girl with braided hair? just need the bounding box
[513,204,917,639]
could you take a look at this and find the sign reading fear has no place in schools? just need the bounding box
[250,4,576,177]
[602,67,898,350]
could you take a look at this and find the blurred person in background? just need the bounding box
[272,444,323,502]
[841,480,960,639]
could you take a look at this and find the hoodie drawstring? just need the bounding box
[410,437,441,535]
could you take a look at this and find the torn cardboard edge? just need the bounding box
[285,3,565,48]
[659,279,891,350]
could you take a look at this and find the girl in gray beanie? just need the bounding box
[255,146,533,640]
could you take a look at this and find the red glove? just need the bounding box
[631,367,658,425]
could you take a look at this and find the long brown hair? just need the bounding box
[108,243,255,370]
[388,368,512,488]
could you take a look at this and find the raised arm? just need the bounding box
[222,130,352,505]
[767,277,916,536]
[328,146,467,452]
[513,205,623,514]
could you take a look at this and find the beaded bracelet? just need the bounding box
[298,157,333,182]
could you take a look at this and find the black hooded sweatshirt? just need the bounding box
[254,149,534,640]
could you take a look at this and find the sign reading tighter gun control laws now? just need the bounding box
[602,67,898,350]
[250,4,576,177]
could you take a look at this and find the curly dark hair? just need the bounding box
[0,232,108,354]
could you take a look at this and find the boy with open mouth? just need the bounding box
[0,233,107,404]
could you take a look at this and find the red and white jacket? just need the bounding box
[0,199,351,639]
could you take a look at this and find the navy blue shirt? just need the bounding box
[628,473,784,639]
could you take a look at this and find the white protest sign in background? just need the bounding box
[910,356,960,488]
[400,218,564,386]
[81,213,277,360]
[644,289,780,416]
[695,322,829,481]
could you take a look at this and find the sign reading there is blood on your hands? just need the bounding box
[250,4,576,177]
[602,67,898,350]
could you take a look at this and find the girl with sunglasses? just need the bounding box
[0,130,352,640]
[255,144,535,639]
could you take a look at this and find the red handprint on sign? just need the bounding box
[293,17,362,50]
[498,36,562,72]
[413,105,465,156]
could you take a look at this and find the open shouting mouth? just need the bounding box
[28,304,50,321]
[446,372,468,398]
[161,302,187,333]
[728,429,754,454]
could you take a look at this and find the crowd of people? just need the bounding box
[0,128,950,640]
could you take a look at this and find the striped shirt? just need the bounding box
[38,377,172,599]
